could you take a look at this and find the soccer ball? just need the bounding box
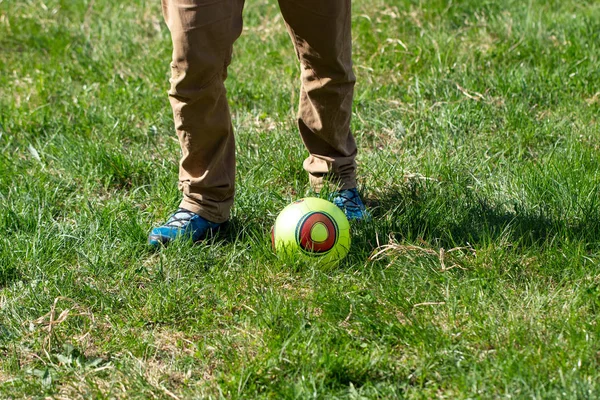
[271,197,351,265]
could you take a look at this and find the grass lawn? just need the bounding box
[1,0,600,398]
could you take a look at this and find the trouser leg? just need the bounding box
[278,0,358,192]
[162,0,244,223]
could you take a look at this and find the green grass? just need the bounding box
[1,0,600,398]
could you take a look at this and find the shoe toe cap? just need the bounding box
[148,226,182,246]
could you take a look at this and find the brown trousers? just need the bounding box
[162,0,358,223]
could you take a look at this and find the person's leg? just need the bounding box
[278,0,357,192]
[277,0,368,220]
[150,0,244,245]
[162,0,244,224]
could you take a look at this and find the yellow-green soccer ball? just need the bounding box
[271,198,351,265]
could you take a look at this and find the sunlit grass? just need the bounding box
[1,0,600,398]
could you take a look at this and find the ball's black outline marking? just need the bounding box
[295,211,339,255]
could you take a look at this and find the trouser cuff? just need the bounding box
[309,173,357,194]
[179,198,229,224]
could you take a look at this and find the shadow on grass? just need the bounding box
[354,182,600,254]
[145,182,599,263]
[0,265,20,288]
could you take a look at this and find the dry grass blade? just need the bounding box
[403,172,439,182]
[412,302,446,309]
[30,297,95,352]
[456,83,486,101]
[370,236,475,272]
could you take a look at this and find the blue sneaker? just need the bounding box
[148,208,222,246]
[331,188,371,221]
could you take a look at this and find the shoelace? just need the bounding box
[335,190,363,210]
[164,208,196,228]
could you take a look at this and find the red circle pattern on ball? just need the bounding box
[296,212,338,254]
